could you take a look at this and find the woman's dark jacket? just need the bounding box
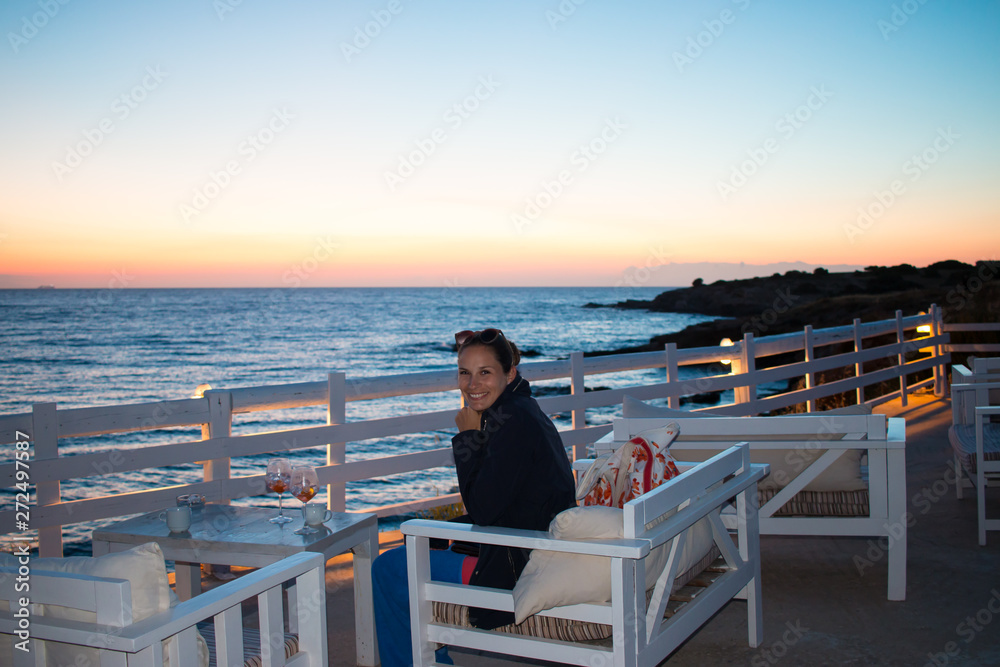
[451,374,576,629]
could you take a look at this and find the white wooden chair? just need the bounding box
[949,359,1000,545]
[403,444,768,667]
[0,551,328,667]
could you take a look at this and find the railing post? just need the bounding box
[895,310,908,407]
[201,391,232,577]
[33,403,61,557]
[734,333,756,414]
[570,351,586,462]
[664,343,679,409]
[932,303,948,397]
[804,325,816,413]
[202,391,233,496]
[853,318,864,405]
[327,372,347,513]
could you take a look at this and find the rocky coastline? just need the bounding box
[585,260,999,358]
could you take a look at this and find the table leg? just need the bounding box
[174,561,202,601]
[352,523,379,667]
[91,540,110,557]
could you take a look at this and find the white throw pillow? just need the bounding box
[0,543,208,667]
[512,506,714,624]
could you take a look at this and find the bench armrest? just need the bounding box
[401,520,650,559]
[952,381,1000,393]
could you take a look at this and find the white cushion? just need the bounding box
[0,543,208,667]
[512,506,714,624]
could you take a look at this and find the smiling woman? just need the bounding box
[371,325,577,666]
[455,328,517,415]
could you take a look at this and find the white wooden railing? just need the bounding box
[0,304,979,557]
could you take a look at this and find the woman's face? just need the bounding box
[457,344,515,412]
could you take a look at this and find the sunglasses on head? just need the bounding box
[455,328,505,347]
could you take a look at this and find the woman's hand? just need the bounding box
[455,406,482,432]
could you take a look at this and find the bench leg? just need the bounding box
[174,562,202,601]
[887,449,907,601]
[354,523,380,667]
[978,466,987,546]
[955,454,965,499]
[738,489,763,648]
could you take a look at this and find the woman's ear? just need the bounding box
[506,366,517,383]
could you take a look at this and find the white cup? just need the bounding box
[302,503,333,526]
[160,506,191,533]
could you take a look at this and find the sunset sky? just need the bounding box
[1,0,997,288]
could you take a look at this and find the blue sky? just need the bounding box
[1,0,997,287]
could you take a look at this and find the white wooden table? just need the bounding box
[92,504,379,666]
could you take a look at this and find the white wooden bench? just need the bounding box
[949,359,1000,545]
[603,413,907,601]
[0,550,327,667]
[403,444,768,667]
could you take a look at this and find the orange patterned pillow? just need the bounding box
[578,424,681,508]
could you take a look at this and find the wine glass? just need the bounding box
[265,457,294,524]
[290,466,320,534]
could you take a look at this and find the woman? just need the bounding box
[372,328,576,666]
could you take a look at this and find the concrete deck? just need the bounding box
[205,390,1000,666]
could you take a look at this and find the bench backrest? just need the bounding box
[951,363,1000,425]
[610,414,889,495]
[613,414,885,444]
[973,357,1000,375]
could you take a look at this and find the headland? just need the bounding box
[586,260,999,357]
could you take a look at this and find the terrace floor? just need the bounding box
[201,389,1000,666]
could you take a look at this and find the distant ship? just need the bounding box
[37,284,55,289]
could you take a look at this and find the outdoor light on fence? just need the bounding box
[191,383,213,398]
[719,338,734,366]
[917,312,932,335]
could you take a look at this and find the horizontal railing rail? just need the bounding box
[0,304,973,557]
[943,322,1000,354]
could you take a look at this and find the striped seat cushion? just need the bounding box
[949,423,1000,474]
[198,622,299,667]
[757,487,871,517]
[432,547,722,642]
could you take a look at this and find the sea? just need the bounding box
[0,287,720,554]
